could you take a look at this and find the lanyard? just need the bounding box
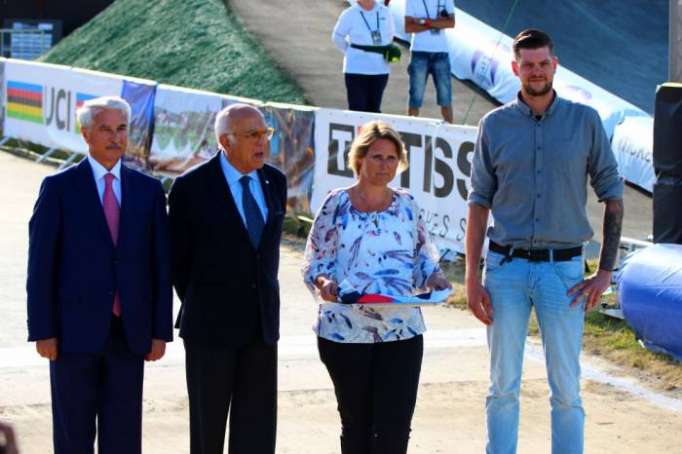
[421,0,444,19]
[359,10,380,34]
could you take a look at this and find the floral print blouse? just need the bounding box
[302,187,441,343]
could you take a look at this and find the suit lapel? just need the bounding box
[257,167,282,249]
[257,168,274,223]
[75,159,115,249]
[118,165,134,251]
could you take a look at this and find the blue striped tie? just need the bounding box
[240,175,264,247]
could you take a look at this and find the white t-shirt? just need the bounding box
[405,0,455,53]
[332,3,396,75]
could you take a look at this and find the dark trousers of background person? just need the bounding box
[344,73,389,113]
[184,339,277,454]
[318,334,423,454]
[49,317,144,454]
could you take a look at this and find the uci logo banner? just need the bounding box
[3,59,123,154]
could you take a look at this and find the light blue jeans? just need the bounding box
[483,250,586,454]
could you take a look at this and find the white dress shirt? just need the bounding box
[88,155,122,205]
[219,151,268,226]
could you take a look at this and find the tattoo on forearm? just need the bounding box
[599,199,624,271]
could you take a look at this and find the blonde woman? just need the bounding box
[303,121,450,454]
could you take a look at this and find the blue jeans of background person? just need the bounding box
[344,73,389,113]
[407,51,452,108]
[483,251,586,454]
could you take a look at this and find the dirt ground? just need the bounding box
[0,1,676,452]
[0,150,681,453]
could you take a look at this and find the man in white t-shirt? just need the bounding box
[405,0,455,122]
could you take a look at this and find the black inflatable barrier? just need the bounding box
[653,179,682,244]
[654,83,682,178]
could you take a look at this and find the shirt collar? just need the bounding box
[356,1,378,13]
[514,90,561,118]
[219,150,259,186]
[88,155,121,181]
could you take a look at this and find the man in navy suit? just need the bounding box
[169,104,287,454]
[26,96,173,454]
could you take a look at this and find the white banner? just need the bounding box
[312,108,477,254]
[3,60,131,153]
[148,84,261,174]
[612,116,655,193]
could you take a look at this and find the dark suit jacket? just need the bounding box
[26,159,173,355]
[169,153,287,347]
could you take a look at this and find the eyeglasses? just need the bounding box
[227,127,275,141]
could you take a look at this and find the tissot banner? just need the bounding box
[312,108,477,254]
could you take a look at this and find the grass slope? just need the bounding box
[40,0,305,104]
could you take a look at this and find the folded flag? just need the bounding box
[339,288,451,306]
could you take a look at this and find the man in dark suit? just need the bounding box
[26,96,173,454]
[169,103,287,454]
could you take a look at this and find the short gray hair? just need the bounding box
[214,103,264,149]
[77,96,131,129]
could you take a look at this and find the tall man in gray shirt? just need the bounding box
[465,29,624,454]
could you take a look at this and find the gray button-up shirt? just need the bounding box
[468,93,624,249]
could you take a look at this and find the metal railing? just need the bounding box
[0,29,52,60]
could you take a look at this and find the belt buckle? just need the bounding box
[527,249,543,262]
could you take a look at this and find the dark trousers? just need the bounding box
[344,73,389,113]
[184,339,277,454]
[49,317,144,454]
[318,335,423,454]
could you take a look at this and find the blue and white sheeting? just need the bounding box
[385,0,654,192]
[618,243,682,361]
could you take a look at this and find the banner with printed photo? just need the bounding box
[120,79,157,169]
[3,60,156,155]
[264,103,317,213]
[312,108,477,254]
[149,84,261,175]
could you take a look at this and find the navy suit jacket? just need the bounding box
[26,159,173,355]
[169,153,286,347]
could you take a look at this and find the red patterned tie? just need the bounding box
[103,173,121,317]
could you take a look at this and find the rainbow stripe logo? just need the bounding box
[7,81,43,124]
[75,92,97,133]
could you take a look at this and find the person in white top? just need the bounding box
[332,0,395,113]
[303,121,451,454]
[404,0,456,122]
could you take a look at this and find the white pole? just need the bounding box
[671,0,682,81]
